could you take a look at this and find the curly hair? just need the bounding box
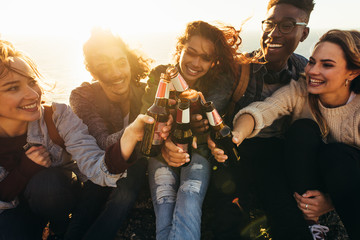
[173,21,245,84]
[83,28,152,84]
[309,29,360,136]
[267,0,315,22]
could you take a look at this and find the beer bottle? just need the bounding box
[167,66,189,92]
[203,101,240,166]
[166,66,203,115]
[140,73,171,157]
[171,98,193,167]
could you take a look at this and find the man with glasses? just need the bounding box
[208,0,317,239]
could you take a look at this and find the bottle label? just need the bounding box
[155,81,170,99]
[176,108,190,123]
[171,73,189,92]
[152,122,167,145]
[206,109,223,126]
[176,143,189,153]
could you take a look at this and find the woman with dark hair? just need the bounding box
[212,29,360,240]
[141,20,244,239]
[67,29,164,239]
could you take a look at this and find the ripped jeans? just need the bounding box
[148,151,211,240]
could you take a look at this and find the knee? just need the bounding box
[180,180,202,195]
[25,168,78,212]
[153,167,177,204]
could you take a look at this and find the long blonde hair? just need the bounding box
[308,29,360,137]
[0,40,42,80]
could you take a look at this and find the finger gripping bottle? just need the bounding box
[203,101,240,166]
[141,73,171,157]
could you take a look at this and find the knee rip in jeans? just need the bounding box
[154,167,176,204]
[191,163,203,170]
[180,180,201,194]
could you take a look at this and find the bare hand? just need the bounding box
[294,190,334,221]
[207,131,243,163]
[191,114,209,134]
[160,114,174,140]
[161,138,190,167]
[25,145,51,168]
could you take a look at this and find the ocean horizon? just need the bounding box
[2,29,332,103]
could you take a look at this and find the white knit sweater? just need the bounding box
[234,77,360,148]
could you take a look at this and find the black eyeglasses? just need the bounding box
[261,20,307,34]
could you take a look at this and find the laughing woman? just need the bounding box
[141,21,243,240]
[0,39,156,239]
[211,29,360,239]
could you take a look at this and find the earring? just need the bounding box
[345,79,349,86]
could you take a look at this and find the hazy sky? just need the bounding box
[1,0,358,39]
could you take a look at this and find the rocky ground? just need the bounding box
[115,177,349,240]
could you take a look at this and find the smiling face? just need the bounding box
[0,58,42,129]
[261,3,309,71]
[89,45,132,102]
[178,35,215,86]
[305,41,356,106]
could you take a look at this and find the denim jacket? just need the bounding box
[0,103,126,213]
[229,52,308,137]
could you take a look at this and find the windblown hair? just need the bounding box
[309,29,360,137]
[83,28,152,84]
[174,20,246,91]
[267,0,315,22]
[0,40,42,80]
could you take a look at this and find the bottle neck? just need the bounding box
[170,72,189,92]
[206,108,223,127]
[176,107,190,124]
[154,79,170,106]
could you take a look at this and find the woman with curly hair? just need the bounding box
[141,20,244,239]
[67,29,159,239]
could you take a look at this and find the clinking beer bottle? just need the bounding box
[171,98,193,167]
[166,66,203,115]
[167,66,189,93]
[203,101,240,166]
[140,73,170,157]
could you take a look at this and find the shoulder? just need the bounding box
[70,81,102,100]
[147,64,170,85]
[289,53,308,68]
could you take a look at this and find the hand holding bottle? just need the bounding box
[190,114,209,133]
[161,138,191,167]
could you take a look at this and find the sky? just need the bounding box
[1,0,359,39]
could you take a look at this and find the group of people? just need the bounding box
[0,0,359,240]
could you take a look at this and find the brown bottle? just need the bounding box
[171,98,193,167]
[167,66,189,92]
[203,101,240,166]
[140,73,171,157]
[166,66,204,115]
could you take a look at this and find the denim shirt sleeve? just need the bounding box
[0,167,19,213]
[52,103,125,187]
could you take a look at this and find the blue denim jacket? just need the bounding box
[229,52,308,137]
[0,103,126,213]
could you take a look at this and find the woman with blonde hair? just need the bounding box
[0,39,157,239]
[210,29,360,239]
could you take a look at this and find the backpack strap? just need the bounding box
[226,63,251,122]
[43,105,66,149]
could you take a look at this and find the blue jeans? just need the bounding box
[148,150,211,240]
[0,168,79,239]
